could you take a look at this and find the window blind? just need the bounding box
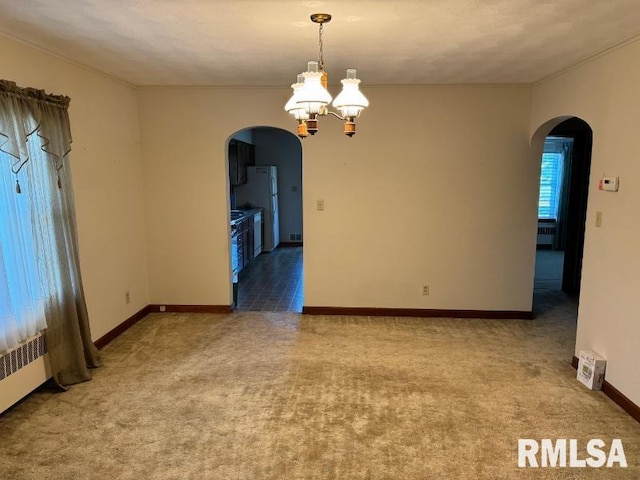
[538,152,564,220]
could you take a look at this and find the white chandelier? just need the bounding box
[284,13,369,138]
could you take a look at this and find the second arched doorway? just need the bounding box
[531,116,593,311]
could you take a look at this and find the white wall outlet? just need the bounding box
[316,199,325,211]
[159,305,167,312]
[422,285,430,296]
[125,291,131,304]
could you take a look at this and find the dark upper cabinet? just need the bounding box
[228,139,255,186]
[229,141,239,185]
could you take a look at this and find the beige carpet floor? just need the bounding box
[0,291,638,479]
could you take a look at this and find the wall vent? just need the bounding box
[0,334,46,381]
[289,233,302,241]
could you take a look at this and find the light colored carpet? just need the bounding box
[1,292,638,479]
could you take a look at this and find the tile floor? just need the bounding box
[236,246,303,312]
[534,249,564,291]
[532,249,578,318]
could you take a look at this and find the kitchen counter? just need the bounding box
[230,208,262,226]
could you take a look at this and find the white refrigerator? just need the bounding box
[235,166,280,252]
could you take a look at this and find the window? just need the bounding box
[0,144,48,353]
[538,137,572,220]
[538,152,564,219]
[1,79,100,385]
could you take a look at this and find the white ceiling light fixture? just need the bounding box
[284,13,369,139]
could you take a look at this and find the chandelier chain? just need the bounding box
[318,23,324,71]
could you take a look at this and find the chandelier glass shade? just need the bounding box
[284,74,309,121]
[332,69,369,118]
[296,61,332,115]
[284,14,368,138]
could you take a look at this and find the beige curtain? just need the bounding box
[0,80,101,386]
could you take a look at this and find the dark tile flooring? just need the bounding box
[533,249,578,317]
[236,246,303,312]
[534,249,564,291]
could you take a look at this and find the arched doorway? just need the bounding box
[226,126,304,312]
[530,116,593,310]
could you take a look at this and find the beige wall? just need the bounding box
[138,88,293,304]
[1,35,149,341]
[531,38,640,405]
[304,86,535,310]
[138,85,535,311]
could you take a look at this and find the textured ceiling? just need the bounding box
[0,0,639,86]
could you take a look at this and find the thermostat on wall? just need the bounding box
[599,176,619,192]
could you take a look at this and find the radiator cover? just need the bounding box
[0,334,47,381]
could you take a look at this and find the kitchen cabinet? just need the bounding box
[253,211,263,257]
[236,217,253,272]
[236,218,245,272]
[231,209,263,273]
[228,139,255,186]
[245,217,254,264]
